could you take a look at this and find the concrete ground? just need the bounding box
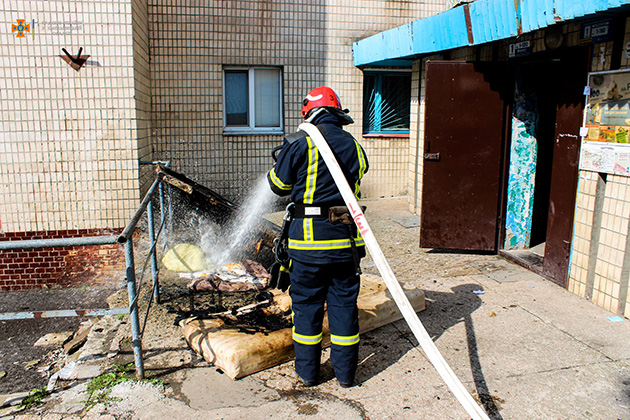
[1,197,630,420]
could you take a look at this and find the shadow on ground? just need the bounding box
[332,283,504,419]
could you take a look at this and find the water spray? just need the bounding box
[199,176,275,269]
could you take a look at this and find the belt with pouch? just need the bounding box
[293,202,366,225]
[293,202,366,276]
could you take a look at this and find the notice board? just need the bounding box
[580,69,630,176]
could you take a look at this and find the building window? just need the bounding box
[223,67,283,134]
[363,71,411,134]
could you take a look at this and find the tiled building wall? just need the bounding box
[0,0,147,289]
[132,0,155,192]
[407,59,423,214]
[592,176,630,314]
[568,171,597,299]
[1,0,143,233]
[325,1,446,199]
[569,173,630,317]
[148,0,447,203]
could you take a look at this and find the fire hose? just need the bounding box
[298,122,491,420]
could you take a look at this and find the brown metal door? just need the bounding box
[541,48,587,286]
[420,62,507,251]
[542,107,582,286]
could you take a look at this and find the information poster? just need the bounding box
[580,70,630,176]
[580,142,630,175]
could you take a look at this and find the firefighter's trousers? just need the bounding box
[289,259,360,385]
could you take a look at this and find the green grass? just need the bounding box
[18,364,164,413]
[80,364,131,410]
[81,363,164,411]
[19,387,50,410]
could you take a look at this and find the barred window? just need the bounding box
[363,71,411,134]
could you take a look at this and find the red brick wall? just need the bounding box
[0,229,125,291]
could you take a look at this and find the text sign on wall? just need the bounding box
[581,70,630,176]
[580,18,614,44]
[508,40,531,58]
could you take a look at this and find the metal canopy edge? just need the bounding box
[353,0,630,67]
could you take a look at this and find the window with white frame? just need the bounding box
[363,70,411,134]
[223,67,283,134]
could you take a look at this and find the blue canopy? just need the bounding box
[353,0,630,67]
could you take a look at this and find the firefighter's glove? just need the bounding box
[269,235,291,292]
[269,203,293,292]
[277,262,291,292]
[269,261,291,292]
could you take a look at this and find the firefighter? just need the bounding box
[267,86,369,387]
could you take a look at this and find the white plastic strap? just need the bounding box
[298,122,490,420]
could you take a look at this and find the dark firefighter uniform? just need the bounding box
[267,109,369,386]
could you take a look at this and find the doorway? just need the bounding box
[419,48,588,286]
[500,48,589,285]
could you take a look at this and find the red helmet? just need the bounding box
[301,86,342,118]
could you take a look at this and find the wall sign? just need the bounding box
[580,69,630,176]
[508,40,531,58]
[580,18,614,44]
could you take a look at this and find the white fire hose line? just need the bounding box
[298,123,491,420]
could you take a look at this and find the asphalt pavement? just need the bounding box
[1,198,629,420]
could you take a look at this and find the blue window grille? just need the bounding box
[363,71,411,134]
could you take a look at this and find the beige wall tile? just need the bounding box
[148,0,447,202]
[1,0,143,232]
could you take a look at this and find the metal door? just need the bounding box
[541,48,587,286]
[420,62,507,251]
[542,106,583,286]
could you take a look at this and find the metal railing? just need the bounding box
[0,161,171,379]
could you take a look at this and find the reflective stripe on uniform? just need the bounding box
[303,136,318,242]
[330,333,360,346]
[353,140,368,198]
[357,141,368,179]
[303,217,314,241]
[269,168,292,191]
[288,237,365,250]
[292,328,323,345]
[304,136,318,204]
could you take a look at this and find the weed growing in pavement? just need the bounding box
[19,387,50,410]
[81,364,130,410]
[81,363,164,411]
